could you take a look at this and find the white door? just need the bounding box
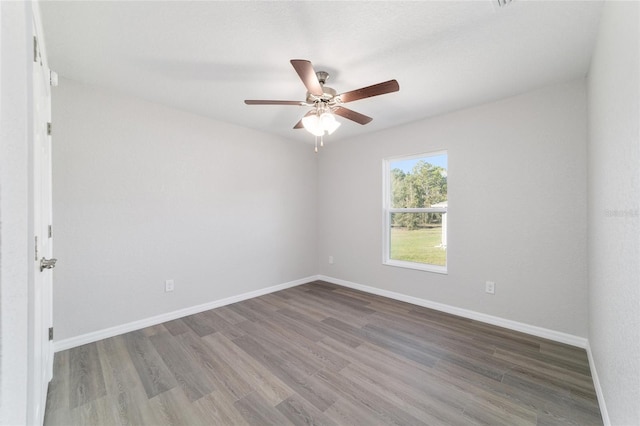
[31,18,54,426]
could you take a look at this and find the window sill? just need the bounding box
[383,259,448,274]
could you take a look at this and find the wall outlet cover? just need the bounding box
[485,281,495,295]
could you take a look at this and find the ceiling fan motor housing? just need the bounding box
[306,71,338,104]
[306,85,337,105]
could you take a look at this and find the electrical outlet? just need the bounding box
[485,281,495,295]
[329,255,334,264]
[165,279,175,292]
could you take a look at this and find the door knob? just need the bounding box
[40,257,57,272]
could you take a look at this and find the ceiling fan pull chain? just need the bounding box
[320,135,324,147]
[315,136,318,153]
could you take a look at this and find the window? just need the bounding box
[383,151,448,273]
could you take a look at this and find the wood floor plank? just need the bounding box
[234,391,295,425]
[162,318,191,336]
[362,322,449,361]
[242,296,282,316]
[317,337,433,385]
[252,314,351,373]
[45,281,603,426]
[332,287,415,316]
[323,317,441,368]
[324,396,395,426]
[146,387,203,426]
[340,362,470,425]
[334,340,474,419]
[202,332,294,406]
[71,395,120,426]
[226,300,265,322]
[265,309,327,343]
[315,367,429,426]
[245,328,329,378]
[270,292,332,322]
[123,330,177,399]
[493,348,597,396]
[285,285,374,326]
[149,330,215,402]
[181,311,218,337]
[297,289,376,324]
[192,390,250,426]
[539,340,590,365]
[432,356,598,425]
[256,292,292,310]
[68,342,107,409]
[276,394,339,426]
[368,309,495,356]
[107,386,151,426]
[460,395,537,426]
[520,346,592,377]
[306,286,376,311]
[213,305,250,324]
[175,330,253,401]
[42,405,75,426]
[140,324,166,337]
[200,309,246,339]
[96,335,151,425]
[97,335,145,395]
[232,334,338,412]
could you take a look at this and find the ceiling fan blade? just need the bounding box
[333,106,373,125]
[290,59,323,96]
[338,80,399,103]
[293,110,315,129]
[245,100,304,105]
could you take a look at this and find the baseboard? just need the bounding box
[55,273,587,351]
[317,275,588,349]
[585,342,610,426]
[53,275,320,352]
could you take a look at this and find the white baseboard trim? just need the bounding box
[317,275,588,349]
[585,342,610,426]
[55,273,587,352]
[53,275,320,352]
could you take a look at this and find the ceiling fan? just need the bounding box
[245,59,399,150]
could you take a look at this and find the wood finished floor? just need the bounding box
[44,281,602,425]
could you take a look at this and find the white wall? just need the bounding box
[0,2,32,424]
[318,79,588,337]
[52,79,318,340]
[587,2,639,425]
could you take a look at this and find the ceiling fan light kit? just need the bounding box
[244,59,399,152]
[301,103,340,136]
[302,112,341,152]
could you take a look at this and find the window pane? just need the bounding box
[390,154,447,208]
[390,212,446,266]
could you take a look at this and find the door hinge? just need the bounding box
[50,70,59,87]
[35,236,39,260]
[48,225,53,238]
[33,36,38,62]
[47,122,52,136]
[48,327,54,341]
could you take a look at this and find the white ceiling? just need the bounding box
[40,0,603,144]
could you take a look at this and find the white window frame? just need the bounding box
[382,151,448,274]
